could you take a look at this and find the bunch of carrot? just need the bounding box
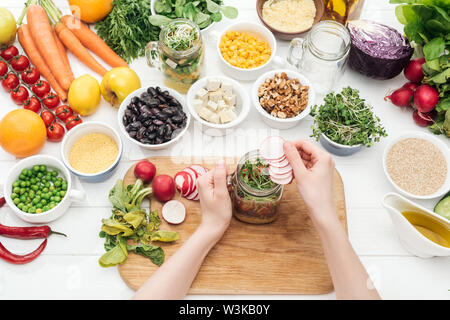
[17,0,128,102]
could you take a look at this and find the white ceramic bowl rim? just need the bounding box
[186,75,250,129]
[252,69,315,123]
[4,155,72,218]
[382,132,450,200]
[61,121,123,177]
[215,21,277,72]
[118,86,191,149]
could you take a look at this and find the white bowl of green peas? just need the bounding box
[3,155,85,224]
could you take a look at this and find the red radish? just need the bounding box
[267,158,290,168]
[174,171,190,195]
[404,58,425,83]
[259,136,286,160]
[402,82,419,91]
[269,165,292,176]
[162,200,186,224]
[190,164,208,176]
[413,84,439,113]
[384,87,413,107]
[270,175,293,185]
[152,175,175,202]
[413,110,435,127]
[134,160,156,183]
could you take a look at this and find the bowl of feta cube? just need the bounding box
[187,76,250,136]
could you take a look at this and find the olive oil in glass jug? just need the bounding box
[322,0,365,24]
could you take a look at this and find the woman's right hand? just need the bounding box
[283,140,337,224]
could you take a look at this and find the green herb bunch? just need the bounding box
[95,0,160,63]
[163,23,198,51]
[240,159,275,190]
[310,87,387,147]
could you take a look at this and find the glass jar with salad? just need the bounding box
[145,19,204,94]
[228,150,284,224]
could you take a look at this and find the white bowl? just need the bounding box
[151,0,214,33]
[118,86,191,150]
[382,132,450,200]
[2,155,85,224]
[251,69,315,130]
[186,76,250,136]
[215,21,283,81]
[61,121,123,183]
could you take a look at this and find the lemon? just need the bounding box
[68,75,101,116]
[0,8,17,46]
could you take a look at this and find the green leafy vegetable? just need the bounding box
[240,159,275,191]
[310,87,388,147]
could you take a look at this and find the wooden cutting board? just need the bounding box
[118,156,347,294]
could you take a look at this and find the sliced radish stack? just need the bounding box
[259,136,293,185]
[162,200,186,224]
[174,165,208,201]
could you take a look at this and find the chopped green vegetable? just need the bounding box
[311,87,387,147]
[434,193,450,220]
[240,159,275,191]
[163,22,198,51]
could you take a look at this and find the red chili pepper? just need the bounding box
[0,197,5,208]
[0,224,66,240]
[0,239,47,264]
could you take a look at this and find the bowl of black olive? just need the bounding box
[118,86,190,150]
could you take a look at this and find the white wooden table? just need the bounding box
[0,0,449,300]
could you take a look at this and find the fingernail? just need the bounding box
[283,141,292,150]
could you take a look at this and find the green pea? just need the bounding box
[36,209,43,214]
[17,203,23,210]
[13,187,20,194]
[32,185,39,191]
[43,206,49,211]
[33,165,40,172]
[20,195,27,202]
[12,181,20,188]
[54,180,62,187]
[54,196,61,202]
[49,185,55,191]
[62,184,68,191]
[40,165,46,172]
[41,199,47,205]
[43,187,49,193]
[19,188,26,195]
[37,172,43,178]
[28,207,36,214]
[45,182,50,188]
[51,170,58,177]
[36,203,43,209]
[11,193,18,199]
[59,191,66,197]
[20,181,27,187]
[13,198,20,205]
[49,203,56,209]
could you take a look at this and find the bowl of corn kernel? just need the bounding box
[216,21,283,81]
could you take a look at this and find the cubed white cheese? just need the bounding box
[206,79,221,91]
[221,82,233,96]
[217,100,227,110]
[209,89,222,103]
[195,88,209,102]
[206,100,218,111]
[198,107,215,122]
[165,58,177,69]
[219,109,237,124]
[209,113,220,124]
[193,99,204,113]
[223,94,236,106]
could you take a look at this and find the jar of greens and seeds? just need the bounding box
[228,150,284,224]
[146,19,204,94]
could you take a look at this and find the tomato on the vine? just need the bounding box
[31,80,51,98]
[10,85,29,105]
[0,46,18,61]
[55,105,73,121]
[10,55,30,72]
[23,96,41,113]
[46,123,65,142]
[21,67,40,85]
[41,110,55,127]
[65,115,82,130]
[0,61,8,77]
[42,92,60,109]
[1,73,19,91]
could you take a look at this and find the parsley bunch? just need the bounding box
[310,87,387,147]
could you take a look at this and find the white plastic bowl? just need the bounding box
[382,132,450,200]
[118,86,191,150]
[186,76,250,136]
[251,69,315,130]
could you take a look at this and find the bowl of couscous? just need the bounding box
[61,122,123,183]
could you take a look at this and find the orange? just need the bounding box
[68,0,113,23]
[0,109,47,158]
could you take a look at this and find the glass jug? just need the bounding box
[287,20,351,95]
[322,0,365,25]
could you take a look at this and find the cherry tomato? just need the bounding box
[46,123,65,142]
[55,105,73,121]
[42,92,60,109]
[65,115,83,130]
[41,110,56,127]
[21,67,40,85]
[32,80,51,98]
[10,85,29,105]
[1,73,19,92]
[23,96,41,113]
[0,46,18,61]
[0,61,8,77]
[10,55,30,72]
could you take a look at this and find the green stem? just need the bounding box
[39,0,61,24]
[17,0,33,25]
[50,230,67,237]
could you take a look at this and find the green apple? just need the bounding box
[100,67,141,108]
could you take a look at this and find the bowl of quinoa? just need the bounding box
[383,132,450,200]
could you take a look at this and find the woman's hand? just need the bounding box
[196,160,232,239]
[283,140,337,224]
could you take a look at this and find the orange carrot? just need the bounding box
[17,24,68,102]
[53,27,72,77]
[26,4,73,91]
[61,15,128,68]
[54,22,108,76]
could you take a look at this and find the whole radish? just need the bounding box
[404,58,425,83]
[413,110,435,127]
[152,174,175,202]
[384,87,414,107]
[134,160,156,183]
[413,84,439,113]
[402,82,419,91]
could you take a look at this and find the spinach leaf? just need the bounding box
[423,37,445,60]
[127,244,165,266]
[221,6,238,19]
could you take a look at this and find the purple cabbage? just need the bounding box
[347,20,414,80]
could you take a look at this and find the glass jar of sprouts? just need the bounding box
[228,150,284,224]
[146,19,205,94]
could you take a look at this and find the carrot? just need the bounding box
[26,4,73,91]
[61,15,128,68]
[54,22,108,76]
[53,27,72,76]
[17,24,68,102]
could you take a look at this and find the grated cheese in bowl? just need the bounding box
[262,0,316,33]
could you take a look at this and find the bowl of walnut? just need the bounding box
[251,69,315,129]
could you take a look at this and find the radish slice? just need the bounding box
[259,136,286,160]
[162,200,186,224]
[184,167,198,179]
[267,157,290,168]
[186,188,199,200]
[174,172,187,193]
[190,164,208,176]
[269,165,293,176]
[270,175,293,185]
